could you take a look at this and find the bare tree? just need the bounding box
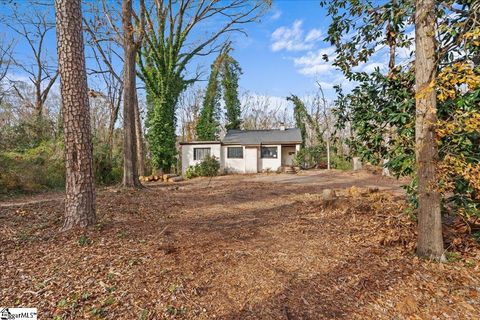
[242,93,292,130]
[178,86,203,142]
[0,37,14,104]
[84,24,123,154]
[121,0,145,187]
[415,0,444,261]
[55,0,96,230]
[2,4,58,119]
[84,0,146,180]
[83,2,123,151]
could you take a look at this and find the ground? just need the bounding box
[1,170,479,319]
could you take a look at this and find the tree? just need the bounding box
[414,0,444,260]
[0,37,14,104]
[241,93,292,130]
[287,95,308,149]
[55,0,96,230]
[84,1,146,178]
[83,9,123,157]
[138,0,267,171]
[178,86,203,142]
[321,0,478,259]
[2,3,59,120]
[222,49,243,131]
[196,52,224,141]
[121,0,144,187]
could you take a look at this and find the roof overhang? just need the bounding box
[179,141,221,145]
[221,141,301,146]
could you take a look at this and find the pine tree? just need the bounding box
[55,0,96,230]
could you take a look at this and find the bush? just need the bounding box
[0,140,65,195]
[184,155,220,179]
[93,142,122,186]
[294,146,325,169]
[0,139,124,196]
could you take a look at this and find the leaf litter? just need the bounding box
[1,171,479,319]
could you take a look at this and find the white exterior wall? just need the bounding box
[258,145,282,172]
[181,143,301,175]
[181,143,222,175]
[244,147,258,173]
[222,145,246,173]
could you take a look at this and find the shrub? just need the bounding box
[294,146,325,169]
[184,155,220,179]
[0,140,65,195]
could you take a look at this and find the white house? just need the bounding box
[180,127,302,175]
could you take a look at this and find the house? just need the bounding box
[180,126,302,175]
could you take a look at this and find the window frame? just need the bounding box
[193,147,211,161]
[261,146,278,159]
[227,146,243,159]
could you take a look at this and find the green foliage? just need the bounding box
[322,0,480,221]
[436,82,480,217]
[77,235,92,246]
[144,88,180,172]
[330,154,352,170]
[139,42,187,171]
[0,116,57,152]
[184,155,220,179]
[196,53,223,141]
[0,140,65,195]
[333,69,416,177]
[0,138,123,196]
[287,95,309,148]
[320,0,413,78]
[293,145,325,168]
[222,51,243,130]
[93,141,122,186]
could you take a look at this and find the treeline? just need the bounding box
[0,0,270,195]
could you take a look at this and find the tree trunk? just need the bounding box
[55,0,96,230]
[326,139,331,170]
[415,0,444,261]
[134,88,146,176]
[122,0,140,188]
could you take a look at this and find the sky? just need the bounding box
[233,1,343,99]
[0,0,409,106]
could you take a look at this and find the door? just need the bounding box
[244,147,258,173]
[281,146,296,166]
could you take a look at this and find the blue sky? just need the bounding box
[1,1,408,103]
[230,1,353,100]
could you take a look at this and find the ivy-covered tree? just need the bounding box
[138,1,266,171]
[287,95,308,149]
[222,49,243,131]
[196,53,224,141]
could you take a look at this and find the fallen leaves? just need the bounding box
[1,172,479,319]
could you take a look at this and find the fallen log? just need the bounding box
[168,176,184,183]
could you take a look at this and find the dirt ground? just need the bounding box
[1,170,479,319]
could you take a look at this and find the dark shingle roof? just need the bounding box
[222,128,302,145]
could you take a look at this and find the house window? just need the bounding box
[227,147,243,159]
[261,146,278,158]
[193,147,210,161]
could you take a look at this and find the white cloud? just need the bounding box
[270,20,322,52]
[270,9,282,21]
[305,29,322,42]
[293,47,336,76]
[360,62,386,73]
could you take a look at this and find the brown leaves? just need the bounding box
[1,172,480,319]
